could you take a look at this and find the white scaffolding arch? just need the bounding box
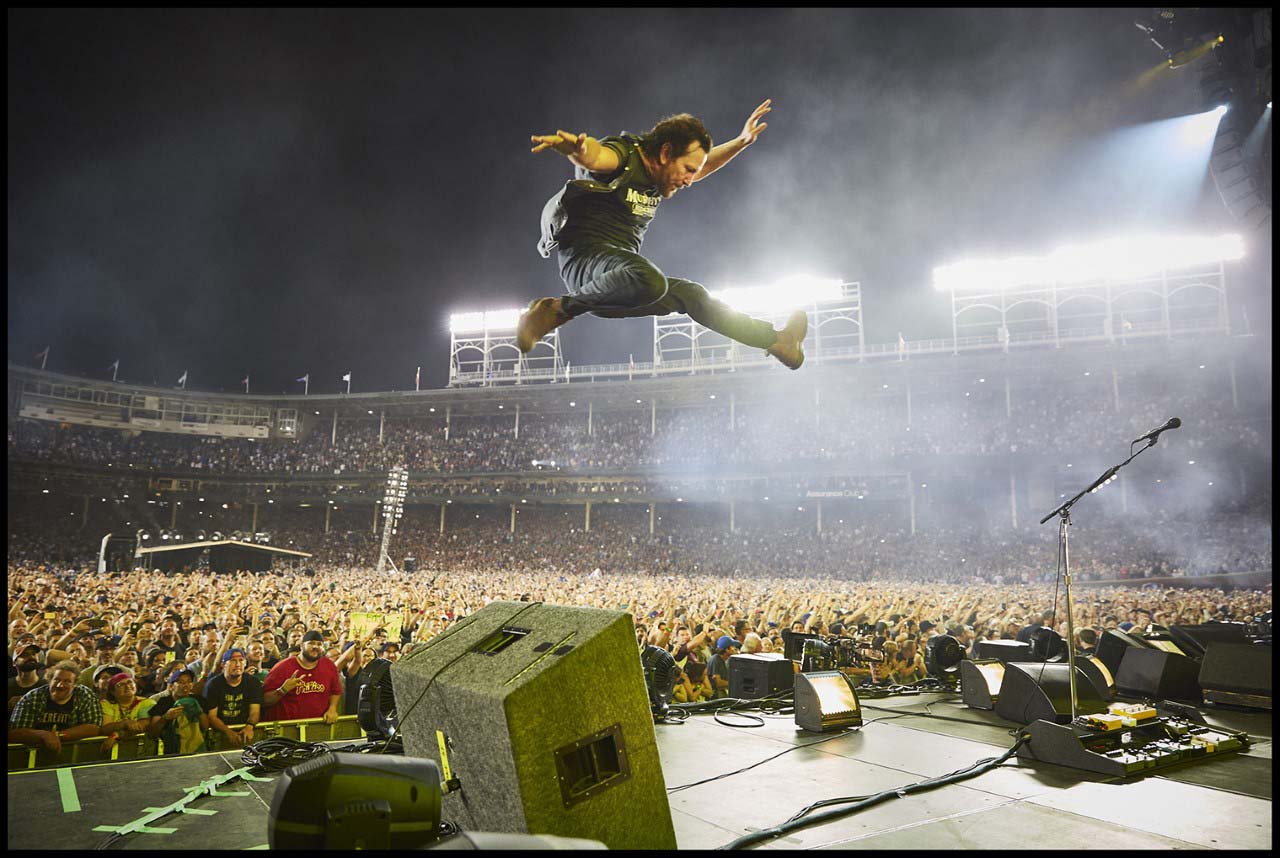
[449,327,564,388]
[652,280,865,374]
[947,261,1231,354]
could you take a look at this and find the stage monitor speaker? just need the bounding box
[794,671,862,732]
[390,601,676,851]
[1198,642,1272,709]
[1075,655,1116,700]
[1168,623,1249,659]
[976,639,1036,663]
[1115,647,1202,702]
[960,659,1005,710]
[729,653,793,699]
[1094,629,1152,676]
[994,662,1109,725]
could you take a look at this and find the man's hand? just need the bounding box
[738,99,771,146]
[322,708,339,725]
[239,723,255,744]
[281,670,303,694]
[41,730,62,754]
[530,130,589,157]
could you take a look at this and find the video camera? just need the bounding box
[783,629,885,672]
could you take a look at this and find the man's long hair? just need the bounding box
[638,113,712,160]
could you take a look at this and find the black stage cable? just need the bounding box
[716,731,1032,850]
[240,736,334,772]
[860,699,1010,729]
[713,710,764,728]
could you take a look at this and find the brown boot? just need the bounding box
[766,310,808,369]
[516,298,572,353]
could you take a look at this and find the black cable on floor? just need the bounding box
[716,732,1032,850]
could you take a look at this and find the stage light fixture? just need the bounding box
[267,753,440,849]
[926,634,967,679]
[794,670,862,732]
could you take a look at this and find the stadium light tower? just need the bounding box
[376,466,409,574]
[449,307,564,387]
[933,232,1245,352]
[655,274,863,372]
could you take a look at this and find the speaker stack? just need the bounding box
[728,652,793,699]
[993,662,1109,725]
[390,601,676,850]
[1198,642,1272,709]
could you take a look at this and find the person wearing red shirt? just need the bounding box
[262,631,341,723]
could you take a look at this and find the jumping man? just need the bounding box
[522,100,808,369]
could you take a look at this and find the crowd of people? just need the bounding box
[7,555,1270,751]
[8,371,1267,477]
[5,352,1270,762]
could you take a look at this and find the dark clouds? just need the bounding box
[8,9,1264,392]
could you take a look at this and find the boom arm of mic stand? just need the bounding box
[1038,438,1156,525]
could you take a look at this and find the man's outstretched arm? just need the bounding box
[530,130,621,174]
[694,99,771,182]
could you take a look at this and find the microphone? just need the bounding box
[1133,417,1182,444]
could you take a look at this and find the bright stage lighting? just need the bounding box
[449,308,522,334]
[713,275,842,313]
[933,233,1244,292]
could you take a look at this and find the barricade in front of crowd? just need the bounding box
[6,715,366,771]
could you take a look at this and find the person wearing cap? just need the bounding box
[262,630,342,724]
[8,659,103,755]
[204,648,263,747]
[146,667,211,755]
[146,658,191,703]
[76,637,118,688]
[99,673,155,751]
[90,664,129,705]
[706,636,740,699]
[8,645,47,715]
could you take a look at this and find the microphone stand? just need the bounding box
[1039,436,1160,720]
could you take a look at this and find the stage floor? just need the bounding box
[8,691,1272,850]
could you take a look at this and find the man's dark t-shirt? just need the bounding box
[706,652,733,697]
[7,677,46,706]
[539,134,663,257]
[203,673,263,725]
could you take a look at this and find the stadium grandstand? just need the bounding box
[7,248,1271,850]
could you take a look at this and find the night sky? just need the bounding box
[8,9,1270,394]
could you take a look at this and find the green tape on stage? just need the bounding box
[57,766,81,813]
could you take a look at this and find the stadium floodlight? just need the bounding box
[449,308,523,334]
[712,275,843,314]
[932,233,1245,291]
